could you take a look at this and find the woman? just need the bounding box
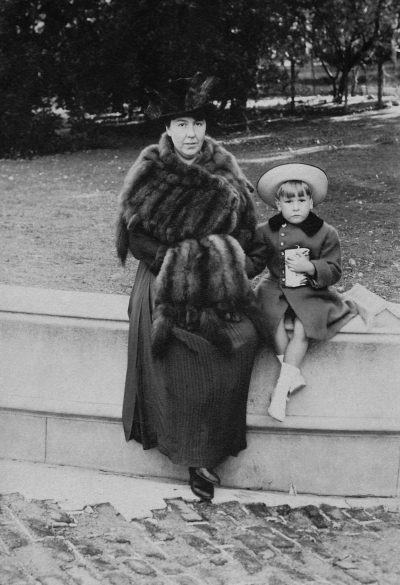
[116,73,266,501]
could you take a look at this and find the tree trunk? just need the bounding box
[335,64,350,106]
[230,94,248,120]
[310,55,317,95]
[343,66,349,113]
[377,53,384,109]
[290,58,296,114]
[332,78,338,100]
[333,84,343,103]
[392,44,398,70]
[320,59,339,100]
[350,67,359,96]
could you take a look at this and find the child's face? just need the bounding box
[276,193,313,224]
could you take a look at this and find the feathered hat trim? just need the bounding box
[144,72,219,120]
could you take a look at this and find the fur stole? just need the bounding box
[115,133,266,355]
[116,133,257,262]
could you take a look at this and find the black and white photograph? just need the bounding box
[1,1,400,583]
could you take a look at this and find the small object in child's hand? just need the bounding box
[284,247,310,287]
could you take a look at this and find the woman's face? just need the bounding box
[166,117,206,164]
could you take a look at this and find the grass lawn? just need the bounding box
[1,103,399,303]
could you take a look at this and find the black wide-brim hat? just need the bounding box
[144,72,219,121]
[257,163,328,207]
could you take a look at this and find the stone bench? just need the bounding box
[1,283,399,497]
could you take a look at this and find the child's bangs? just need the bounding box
[277,180,311,199]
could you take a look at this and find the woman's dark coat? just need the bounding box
[117,133,260,468]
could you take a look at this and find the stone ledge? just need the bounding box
[0,310,129,330]
[1,283,399,423]
[0,408,399,496]
[247,414,400,433]
[0,395,122,419]
[1,283,400,496]
[1,283,400,333]
[0,283,129,322]
[0,307,127,418]
[2,406,400,435]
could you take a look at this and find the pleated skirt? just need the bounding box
[122,261,259,468]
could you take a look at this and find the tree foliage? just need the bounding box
[0,0,399,155]
[0,0,113,155]
[0,0,54,155]
[308,0,400,105]
[258,0,310,112]
[103,0,269,113]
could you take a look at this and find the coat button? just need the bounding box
[281,232,285,236]
[281,252,284,256]
[282,223,287,227]
[280,242,284,246]
[282,278,286,282]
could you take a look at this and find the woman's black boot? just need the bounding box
[195,467,220,485]
[188,468,214,501]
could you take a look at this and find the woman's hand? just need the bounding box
[285,253,316,276]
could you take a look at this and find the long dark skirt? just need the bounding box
[122,261,259,468]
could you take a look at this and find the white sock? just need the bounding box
[268,363,299,422]
[289,370,306,394]
[280,362,300,378]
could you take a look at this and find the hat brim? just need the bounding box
[257,163,328,207]
[155,104,214,122]
[144,101,216,122]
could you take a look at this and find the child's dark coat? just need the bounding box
[247,212,357,340]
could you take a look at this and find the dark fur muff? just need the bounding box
[152,235,271,356]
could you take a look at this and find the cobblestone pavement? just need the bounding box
[1,492,400,585]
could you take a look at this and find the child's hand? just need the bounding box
[286,252,315,276]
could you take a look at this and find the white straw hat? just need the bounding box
[257,163,328,207]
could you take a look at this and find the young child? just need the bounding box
[247,163,357,422]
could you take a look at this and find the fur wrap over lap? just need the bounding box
[116,133,267,355]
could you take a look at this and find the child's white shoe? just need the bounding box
[289,372,306,395]
[268,363,298,422]
[276,356,306,396]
